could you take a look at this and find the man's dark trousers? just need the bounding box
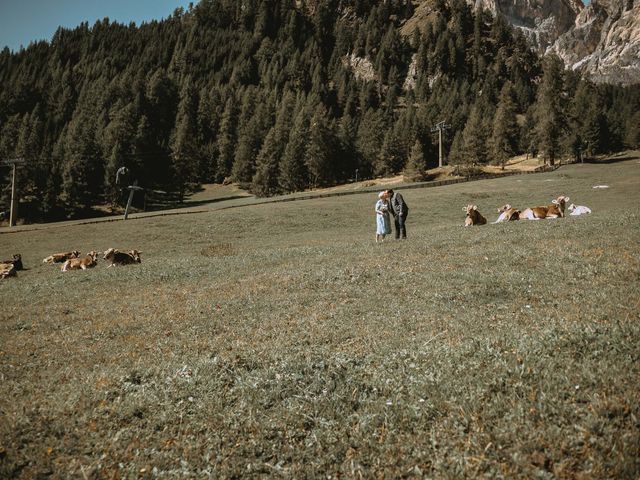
[394,212,407,239]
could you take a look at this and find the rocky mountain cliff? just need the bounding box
[473,0,584,51]
[406,0,640,84]
[549,0,640,84]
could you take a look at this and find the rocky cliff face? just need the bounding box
[474,0,584,51]
[474,0,640,84]
[405,0,640,84]
[549,0,640,84]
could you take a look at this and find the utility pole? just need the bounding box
[1,158,25,227]
[430,121,451,168]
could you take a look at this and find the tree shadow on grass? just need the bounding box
[582,152,640,165]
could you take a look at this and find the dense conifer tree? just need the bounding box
[336,113,359,181]
[624,111,640,149]
[216,96,239,181]
[404,139,427,181]
[196,88,222,181]
[376,121,407,176]
[447,130,465,165]
[356,108,386,176]
[251,126,281,197]
[581,95,607,158]
[461,100,490,165]
[251,91,295,195]
[490,82,518,168]
[104,101,138,205]
[61,107,102,212]
[170,79,199,198]
[534,55,565,165]
[305,103,337,188]
[279,104,310,193]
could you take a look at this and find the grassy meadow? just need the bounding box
[1,155,639,478]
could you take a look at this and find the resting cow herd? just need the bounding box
[464,195,592,226]
[1,248,142,279]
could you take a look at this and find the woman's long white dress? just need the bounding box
[376,199,391,235]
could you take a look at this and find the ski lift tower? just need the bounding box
[1,157,26,227]
[430,121,451,168]
[116,166,143,220]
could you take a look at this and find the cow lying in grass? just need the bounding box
[463,205,487,226]
[0,262,16,278]
[493,204,520,223]
[61,251,99,271]
[520,195,570,220]
[103,248,142,267]
[568,204,592,216]
[1,253,23,271]
[43,250,80,264]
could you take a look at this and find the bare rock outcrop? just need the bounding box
[341,53,377,82]
[549,0,640,84]
[403,0,640,84]
[474,0,584,51]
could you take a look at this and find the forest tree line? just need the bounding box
[1,0,639,221]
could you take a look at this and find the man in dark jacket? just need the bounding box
[387,189,409,239]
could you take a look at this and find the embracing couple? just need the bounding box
[375,189,409,243]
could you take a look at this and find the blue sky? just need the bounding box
[0,0,193,52]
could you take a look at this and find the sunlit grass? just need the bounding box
[1,157,639,478]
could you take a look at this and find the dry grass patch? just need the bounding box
[200,243,236,257]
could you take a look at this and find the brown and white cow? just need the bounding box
[463,205,487,226]
[61,251,99,271]
[493,204,520,223]
[520,195,570,220]
[1,253,23,270]
[43,250,80,264]
[103,248,142,267]
[0,262,16,278]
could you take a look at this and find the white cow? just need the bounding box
[568,204,592,216]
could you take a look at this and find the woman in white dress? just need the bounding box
[375,191,391,243]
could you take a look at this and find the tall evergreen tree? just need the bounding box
[305,104,336,188]
[376,123,406,176]
[447,130,465,166]
[279,98,311,193]
[534,55,565,166]
[251,125,281,197]
[251,91,295,196]
[624,110,640,149]
[404,139,427,181]
[356,108,386,177]
[196,87,222,182]
[336,113,359,181]
[216,96,239,181]
[461,100,490,165]
[104,101,138,206]
[61,107,103,213]
[581,95,607,158]
[489,82,518,169]
[170,79,199,198]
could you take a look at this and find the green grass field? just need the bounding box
[1,155,639,478]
